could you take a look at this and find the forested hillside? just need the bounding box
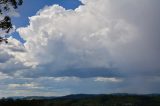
[0,94,160,106]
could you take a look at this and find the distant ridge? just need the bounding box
[1,94,160,106]
[5,93,160,100]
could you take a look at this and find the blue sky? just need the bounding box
[12,0,82,42]
[0,0,160,97]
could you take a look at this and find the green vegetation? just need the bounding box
[0,0,23,43]
[0,94,160,106]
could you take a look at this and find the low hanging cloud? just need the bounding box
[0,0,160,96]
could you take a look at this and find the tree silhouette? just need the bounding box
[0,0,23,43]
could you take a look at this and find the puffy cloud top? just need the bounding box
[17,1,136,78]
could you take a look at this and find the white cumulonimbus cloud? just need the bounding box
[16,0,136,78]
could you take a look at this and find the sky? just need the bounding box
[0,0,160,97]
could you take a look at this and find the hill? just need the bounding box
[0,94,160,106]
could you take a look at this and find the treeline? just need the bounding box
[0,94,160,106]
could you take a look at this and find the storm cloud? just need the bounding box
[0,0,160,97]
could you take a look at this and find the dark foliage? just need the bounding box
[0,0,23,43]
[0,0,23,12]
[0,94,160,106]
